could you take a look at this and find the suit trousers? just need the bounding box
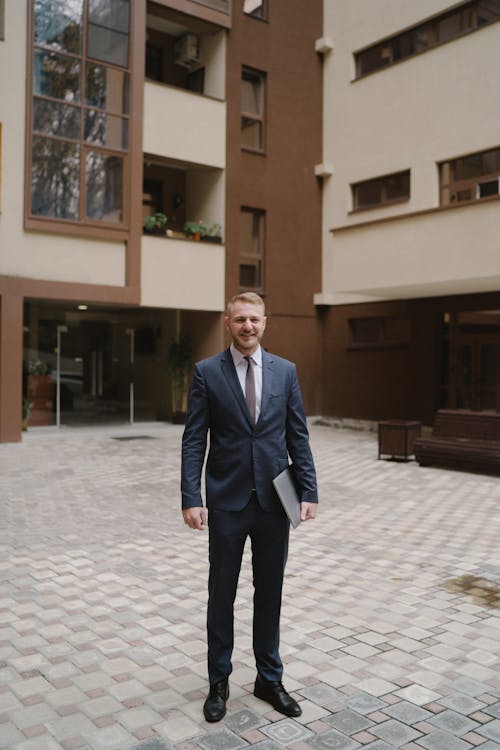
[207,494,290,685]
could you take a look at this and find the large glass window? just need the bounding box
[29,0,130,228]
[355,0,500,78]
[241,67,265,152]
[352,170,410,211]
[240,208,264,290]
[440,146,500,205]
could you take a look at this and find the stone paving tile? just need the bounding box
[1,422,500,750]
[414,729,473,749]
[427,708,479,736]
[322,708,373,734]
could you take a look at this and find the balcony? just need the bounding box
[143,81,226,168]
[321,199,500,302]
[141,234,225,311]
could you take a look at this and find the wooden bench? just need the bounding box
[414,409,500,474]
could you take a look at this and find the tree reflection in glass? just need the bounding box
[34,0,83,54]
[33,98,80,140]
[34,50,81,103]
[85,64,129,114]
[86,151,123,223]
[31,136,80,220]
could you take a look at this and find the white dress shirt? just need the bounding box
[230,344,263,421]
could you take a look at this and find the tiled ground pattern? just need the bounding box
[0,421,499,750]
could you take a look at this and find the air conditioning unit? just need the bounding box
[174,33,201,68]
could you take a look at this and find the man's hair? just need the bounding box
[226,292,265,316]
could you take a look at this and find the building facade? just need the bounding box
[0,0,323,442]
[317,0,500,426]
[3,0,499,444]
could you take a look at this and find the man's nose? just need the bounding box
[242,319,252,329]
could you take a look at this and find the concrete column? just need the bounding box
[0,293,23,442]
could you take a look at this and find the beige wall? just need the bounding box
[0,2,126,287]
[320,1,500,303]
[143,81,226,168]
[202,30,226,100]
[331,201,500,300]
[141,235,225,310]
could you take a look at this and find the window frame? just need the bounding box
[439,146,500,207]
[243,0,268,21]
[239,206,265,292]
[355,0,500,79]
[0,0,4,41]
[241,66,266,154]
[348,316,411,350]
[25,0,133,239]
[351,170,411,212]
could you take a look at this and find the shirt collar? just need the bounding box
[230,343,262,368]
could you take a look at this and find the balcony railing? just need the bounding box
[141,234,225,311]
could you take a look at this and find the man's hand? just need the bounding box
[182,507,207,530]
[300,502,317,521]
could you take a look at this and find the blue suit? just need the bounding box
[181,346,318,683]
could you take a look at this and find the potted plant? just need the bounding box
[184,220,207,241]
[143,212,168,235]
[167,336,192,423]
[202,222,222,243]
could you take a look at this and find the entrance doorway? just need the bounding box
[23,302,168,427]
[454,339,500,411]
[445,311,500,412]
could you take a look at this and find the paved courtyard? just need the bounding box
[1,420,500,750]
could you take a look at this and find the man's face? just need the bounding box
[225,301,267,355]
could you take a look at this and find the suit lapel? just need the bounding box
[220,348,253,426]
[259,350,274,422]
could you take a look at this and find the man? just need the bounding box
[181,292,318,723]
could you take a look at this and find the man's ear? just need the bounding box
[224,316,230,331]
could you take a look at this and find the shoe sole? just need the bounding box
[253,686,302,717]
[203,708,226,722]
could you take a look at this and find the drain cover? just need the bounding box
[112,435,156,441]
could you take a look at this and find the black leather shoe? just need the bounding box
[253,674,302,717]
[203,679,229,722]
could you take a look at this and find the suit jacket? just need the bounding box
[181,347,318,512]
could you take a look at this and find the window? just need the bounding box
[243,0,267,20]
[352,170,410,211]
[355,0,500,78]
[241,67,265,152]
[28,0,130,227]
[240,208,264,290]
[349,317,411,348]
[440,146,500,206]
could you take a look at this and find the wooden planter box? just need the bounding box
[378,420,422,461]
